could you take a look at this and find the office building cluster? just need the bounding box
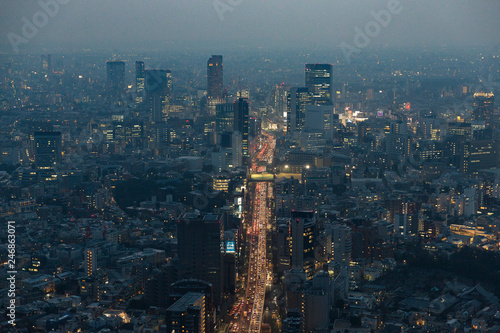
[0,48,500,332]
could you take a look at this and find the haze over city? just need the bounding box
[1,0,500,53]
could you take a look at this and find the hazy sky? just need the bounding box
[1,0,499,54]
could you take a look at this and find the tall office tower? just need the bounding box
[326,223,352,265]
[232,131,243,168]
[386,119,411,160]
[290,210,316,280]
[274,219,292,273]
[166,292,206,333]
[273,83,289,118]
[304,104,336,138]
[135,61,145,103]
[106,60,126,95]
[215,103,234,132]
[207,55,223,100]
[85,248,97,277]
[287,87,313,134]
[234,98,249,160]
[34,131,62,169]
[177,213,224,306]
[472,92,495,126]
[305,64,333,104]
[41,54,51,74]
[145,69,172,122]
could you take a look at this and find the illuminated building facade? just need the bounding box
[234,98,249,160]
[287,87,313,134]
[472,92,494,126]
[305,64,333,104]
[85,248,97,277]
[135,61,145,103]
[290,210,316,280]
[145,69,172,122]
[34,131,62,169]
[460,140,500,174]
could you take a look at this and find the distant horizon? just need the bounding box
[1,42,499,57]
[1,0,499,56]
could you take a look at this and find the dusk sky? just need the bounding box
[1,0,499,53]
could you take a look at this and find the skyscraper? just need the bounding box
[177,213,224,306]
[326,223,352,265]
[135,61,145,103]
[207,55,223,100]
[305,64,332,104]
[290,210,316,280]
[145,69,172,122]
[287,87,313,134]
[106,60,126,95]
[234,98,249,160]
[34,131,62,169]
[472,92,495,126]
[215,103,234,132]
[85,248,97,277]
[41,54,51,75]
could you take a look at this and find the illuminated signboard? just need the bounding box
[226,241,235,253]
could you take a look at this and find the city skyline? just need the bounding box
[1,2,500,332]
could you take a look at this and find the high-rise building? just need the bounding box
[386,119,411,160]
[305,64,333,104]
[106,60,126,95]
[234,98,249,160]
[282,310,303,333]
[85,248,97,277]
[177,213,224,306]
[166,292,206,333]
[135,61,145,103]
[145,69,172,122]
[232,131,243,168]
[170,279,214,333]
[34,131,62,169]
[304,104,336,136]
[215,103,234,132]
[472,92,495,126]
[326,223,352,265]
[290,210,316,280]
[207,55,223,100]
[287,88,313,134]
[41,54,51,75]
